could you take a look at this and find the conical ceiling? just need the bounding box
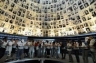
[0,0,96,37]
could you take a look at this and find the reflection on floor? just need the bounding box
[0,54,93,63]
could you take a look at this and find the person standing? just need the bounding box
[89,36,96,63]
[0,37,8,62]
[54,42,60,59]
[80,37,89,63]
[38,41,42,58]
[42,42,45,57]
[6,39,13,60]
[28,40,35,58]
[40,41,44,57]
[60,42,66,59]
[35,41,39,57]
[73,41,80,63]
[45,40,51,58]
[57,42,61,59]
[16,39,25,60]
[24,39,29,58]
[67,40,73,62]
[50,42,53,57]
[53,41,55,58]
[11,39,18,60]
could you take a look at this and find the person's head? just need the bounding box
[15,39,19,42]
[60,42,62,44]
[46,40,49,43]
[27,39,29,42]
[3,36,8,42]
[74,42,76,43]
[11,39,14,41]
[89,36,93,39]
[21,39,24,42]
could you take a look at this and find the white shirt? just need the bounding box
[17,41,25,49]
[6,41,13,51]
[82,27,87,33]
[1,41,8,48]
[89,39,96,52]
[81,42,86,47]
[85,37,89,42]
[24,42,29,49]
[67,43,72,48]
[89,39,95,46]
[12,41,16,48]
[50,43,53,49]
[8,41,13,46]
[76,42,79,47]
[81,42,89,49]
[73,42,79,49]
[46,43,50,49]
[39,43,43,48]
[67,43,72,51]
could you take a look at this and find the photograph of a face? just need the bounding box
[4,12,8,16]
[5,18,9,22]
[82,16,86,21]
[79,5,84,10]
[89,7,93,12]
[10,25,14,29]
[14,0,18,3]
[9,7,13,12]
[73,3,78,10]
[84,3,89,8]
[80,25,84,28]
[78,0,82,5]
[78,20,82,23]
[92,11,96,17]
[76,15,80,20]
[89,0,96,4]
[86,27,91,33]
[84,10,89,15]
[18,23,21,26]
[12,15,16,19]
[67,7,73,12]
[0,9,4,14]
[10,20,13,24]
[22,24,25,27]
[17,11,21,16]
[16,17,19,20]
[3,5,8,9]
[87,16,91,20]
[13,11,17,14]
[8,15,11,18]
[84,23,88,27]
[15,20,18,25]
[21,13,24,17]
[0,23,5,27]
[11,3,15,7]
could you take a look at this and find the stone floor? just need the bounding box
[0,54,94,63]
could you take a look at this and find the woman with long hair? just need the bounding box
[67,40,73,62]
[24,39,29,58]
[0,37,8,62]
[11,39,18,60]
[73,41,80,63]
[28,40,35,58]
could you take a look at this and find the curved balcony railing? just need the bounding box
[6,58,65,63]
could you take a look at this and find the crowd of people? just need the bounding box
[0,36,96,63]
